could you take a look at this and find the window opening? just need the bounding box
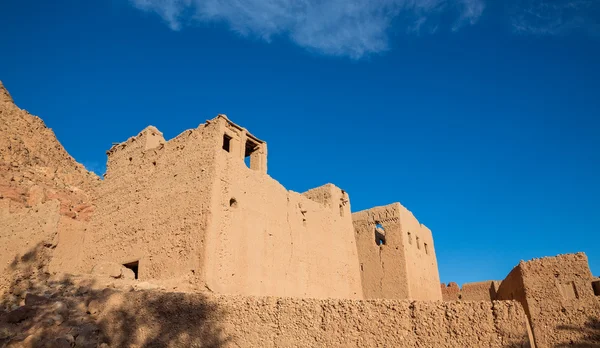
[123,261,139,280]
[416,236,420,250]
[229,198,238,208]
[375,222,386,246]
[593,280,600,296]
[223,134,232,152]
[424,243,429,255]
[408,232,412,245]
[244,139,259,169]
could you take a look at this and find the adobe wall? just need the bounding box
[442,280,502,301]
[96,291,531,347]
[497,253,600,348]
[352,203,442,300]
[203,117,363,299]
[441,282,461,301]
[80,120,222,284]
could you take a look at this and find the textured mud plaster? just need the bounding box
[441,282,461,301]
[352,203,442,300]
[82,121,219,282]
[497,253,600,348]
[205,116,362,298]
[96,291,531,347]
[81,115,362,298]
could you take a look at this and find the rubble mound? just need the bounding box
[0,81,99,216]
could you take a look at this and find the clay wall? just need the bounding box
[442,280,502,302]
[461,281,501,301]
[97,291,531,347]
[81,120,222,283]
[352,203,442,300]
[497,253,600,348]
[81,115,363,298]
[441,282,461,301]
[204,117,363,298]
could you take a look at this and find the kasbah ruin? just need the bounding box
[0,80,599,348]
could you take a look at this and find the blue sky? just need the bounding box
[1,0,599,286]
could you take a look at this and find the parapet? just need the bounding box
[352,203,402,225]
[104,114,268,178]
[217,114,268,173]
[352,203,433,238]
[302,183,350,216]
[441,280,502,301]
[106,126,166,157]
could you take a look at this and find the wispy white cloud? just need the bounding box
[510,0,599,36]
[129,0,485,58]
[127,0,599,58]
[131,0,193,30]
[454,0,485,31]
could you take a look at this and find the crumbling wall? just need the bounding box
[81,120,221,284]
[461,281,501,301]
[352,203,442,300]
[441,282,461,301]
[497,253,600,348]
[204,117,362,299]
[442,281,502,301]
[94,292,532,347]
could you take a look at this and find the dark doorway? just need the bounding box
[123,261,139,280]
[593,280,600,296]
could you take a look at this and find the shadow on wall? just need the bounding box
[0,243,230,347]
[555,317,600,347]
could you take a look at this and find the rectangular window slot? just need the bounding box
[375,222,386,246]
[416,236,420,250]
[424,243,429,255]
[245,139,259,170]
[408,232,412,245]
[593,280,600,296]
[222,134,232,152]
